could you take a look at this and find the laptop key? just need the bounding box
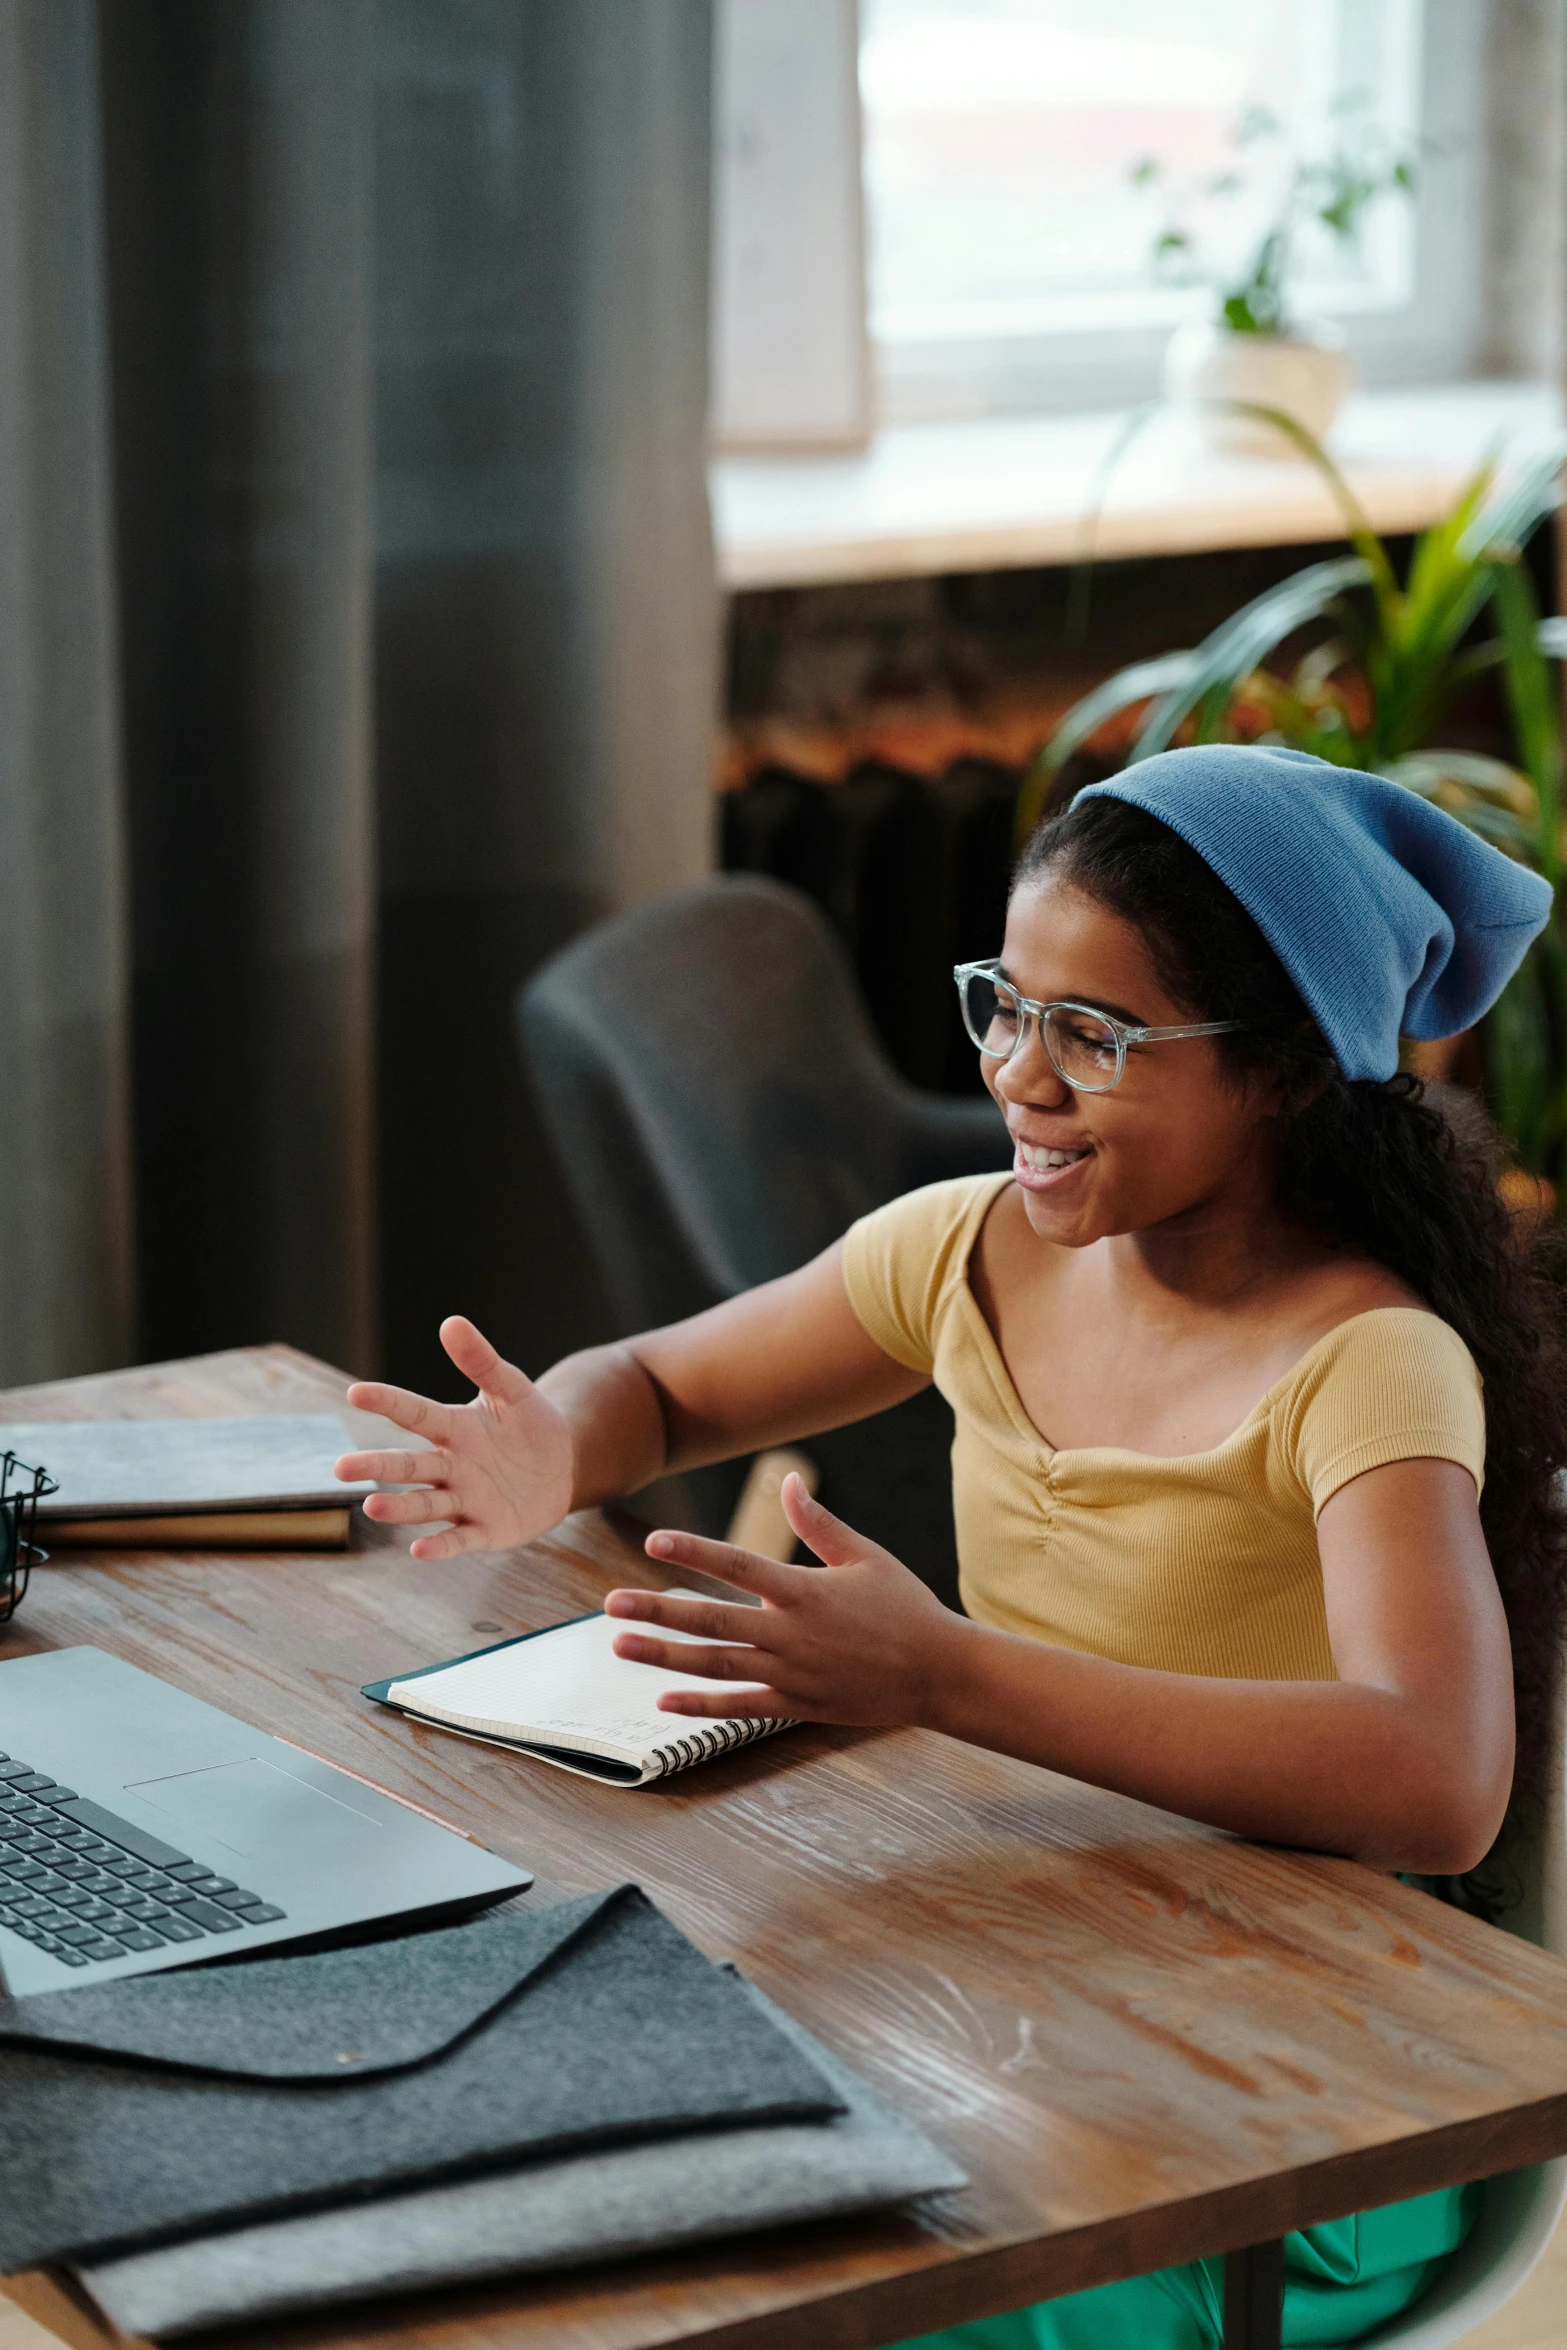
[44,1796,190,1869]
[155,1915,205,1942]
[0,1765,283,1947]
[175,1898,242,1932]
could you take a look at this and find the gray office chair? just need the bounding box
[518,876,1012,1604]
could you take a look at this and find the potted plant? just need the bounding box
[1132,103,1420,455]
[1018,413,1567,1196]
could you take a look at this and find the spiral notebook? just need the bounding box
[362,1600,792,1786]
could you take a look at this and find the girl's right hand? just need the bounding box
[334,1315,574,1561]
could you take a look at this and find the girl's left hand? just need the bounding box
[605,1473,961,1724]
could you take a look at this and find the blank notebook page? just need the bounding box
[387,1604,766,1752]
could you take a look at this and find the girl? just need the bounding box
[339,743,1567,2348]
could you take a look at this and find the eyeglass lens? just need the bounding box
[960,972,1121,1090]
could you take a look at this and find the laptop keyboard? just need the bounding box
[0,1752,287,1969]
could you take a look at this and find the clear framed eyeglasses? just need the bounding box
[953,961,1247,1093]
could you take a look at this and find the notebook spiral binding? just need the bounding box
[647,1716,792,1780]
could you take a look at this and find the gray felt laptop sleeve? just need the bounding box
[73,1982,967,2338]
[0,1886,843,2271]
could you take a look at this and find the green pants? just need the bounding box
[896,2184,1480,2350]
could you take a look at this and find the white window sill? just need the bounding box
[711,383,1564,593]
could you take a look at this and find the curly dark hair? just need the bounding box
[1017,792,1567,1915]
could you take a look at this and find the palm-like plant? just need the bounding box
[1019,408,1567,1189]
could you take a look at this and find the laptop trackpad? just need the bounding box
[125,1758,383,1861]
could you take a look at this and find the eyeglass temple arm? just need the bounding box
[1131,1019,1249,1041]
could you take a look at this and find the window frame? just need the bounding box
[712,0,1488,446]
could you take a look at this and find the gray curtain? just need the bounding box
[375,1,718,1391]
[103,0,378,1377]
[0,0,134,1387]
[0,0,716,1391]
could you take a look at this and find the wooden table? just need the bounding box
[5,1346,1567,2350]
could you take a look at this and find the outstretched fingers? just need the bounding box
[408,1524,473,1563]
[344,1382,453,1441]
[640,1526,801,1600]
[610,1628,768,1682]
[780,1473,874,1567]
[604,1588,761,1640]
[654,1683,794,1721]
[363,1486,458,1526]
[440,1316,531,1406]
[336,1444,445,1486]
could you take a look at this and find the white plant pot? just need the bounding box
[1163,320,1355,456]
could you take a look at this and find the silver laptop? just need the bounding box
[0,1648,531,1997]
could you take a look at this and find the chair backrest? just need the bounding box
[519,876,964,1331]
[519,876,1007,1592]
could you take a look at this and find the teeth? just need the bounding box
[1020,1144,1089,1170]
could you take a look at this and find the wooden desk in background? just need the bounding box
[4,1344,1567,2350]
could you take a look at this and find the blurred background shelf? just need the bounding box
[713,383,1564,589]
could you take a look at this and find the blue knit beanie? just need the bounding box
[1075,745,1554,1082]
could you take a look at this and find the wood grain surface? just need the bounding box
[5,1345,1567,2350]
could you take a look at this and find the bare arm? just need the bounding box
[335,1243,925,1560]
[606,1456,1515,1876]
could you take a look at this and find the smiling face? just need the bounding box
[983,871,1283,1249]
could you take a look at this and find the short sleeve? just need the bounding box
[840,1174,1010,1376]
[1279,1309,1486,1517]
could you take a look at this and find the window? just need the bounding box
[863,0,1418,340]
[713,0,1485,441]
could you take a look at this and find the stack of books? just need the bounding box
[3,1417,376,1550]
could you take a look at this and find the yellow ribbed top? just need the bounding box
[842,1174,1486,1681]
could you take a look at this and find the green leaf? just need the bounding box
[1374,451,1549,753]
[1235,104,1280,144]
[1484,948,1558,1172]
[1131,557,1371,760]
[1383,749,1538,818]
[1317,184,1368,236]
[1128,156,1160,186]
[1017,652,1199,844]
[1189,403,1403,632]
[1222,292,1263,333]
[1382,754,1541,860]
[1488,555,1563,884]
[1457,438,1567,564]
